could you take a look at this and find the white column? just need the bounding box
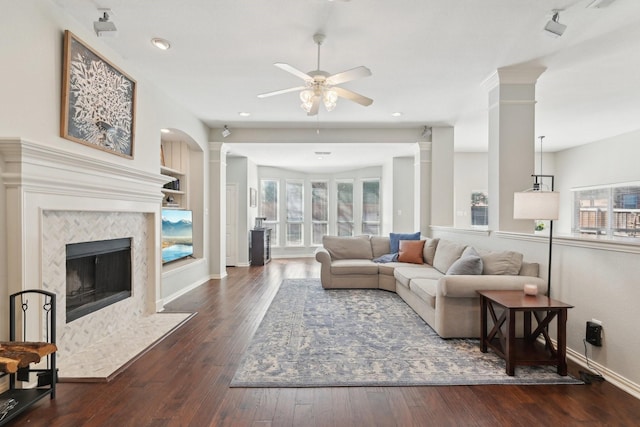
[431,126,455,227]
[208,142,227,279]
[484,66,545,232]
[414,142,432,236]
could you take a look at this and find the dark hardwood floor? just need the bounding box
[8,258,640,426]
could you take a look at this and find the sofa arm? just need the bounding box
[438,275,546,298]
[315,247,331,264]
[314,247,333,288]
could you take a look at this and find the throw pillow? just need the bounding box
[373,253,399,263]
[322,235,373,260]
[370,235,392,258]
[398,240,426,264]
[422,238,439,265]
[389,231,420,253]
[480,250,524,275]
[446,247,483,275]
[432,239,467,274]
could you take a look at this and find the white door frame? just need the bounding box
[226,183,238,266]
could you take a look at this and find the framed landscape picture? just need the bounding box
[61,30,136,158]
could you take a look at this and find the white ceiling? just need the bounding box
[52,0,640,171]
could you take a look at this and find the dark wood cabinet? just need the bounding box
[250,228,271,266]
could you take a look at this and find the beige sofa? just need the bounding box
[314,235,545,338]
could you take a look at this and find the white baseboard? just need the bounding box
[162,277,211,306]
[566,346,640,400]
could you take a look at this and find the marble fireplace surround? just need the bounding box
[0,138,170,373]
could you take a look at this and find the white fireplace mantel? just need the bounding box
[0,137,167,309]
[0,138,169,203]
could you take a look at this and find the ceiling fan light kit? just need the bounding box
[258,33,373,116]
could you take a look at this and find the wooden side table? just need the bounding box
[478,290,573,376]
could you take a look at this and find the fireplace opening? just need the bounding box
[66,238,132,323]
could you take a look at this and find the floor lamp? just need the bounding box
[513,174,559,297]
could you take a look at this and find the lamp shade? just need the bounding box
[513,191,560,220]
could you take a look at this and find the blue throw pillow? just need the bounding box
[389,232,421,254]
[373,253,399,263]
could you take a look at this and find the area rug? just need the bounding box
[231,279,581,387]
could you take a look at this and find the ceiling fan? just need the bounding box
[257,33,373,116]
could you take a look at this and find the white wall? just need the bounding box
[0,1,212,317]
[552,129,640,393]
[227,157,250,266]
[445,130,640,397]
[555,129,640,234]
[453,152,556,229]
[392,157,416,233]
[381,158,394,235]
[454,152,488,229]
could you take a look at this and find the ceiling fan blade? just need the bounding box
[274,63,313,81]
[257,86,306,98]
[307,96,321,116]
[332,86,373,107]
[327,66,372,85]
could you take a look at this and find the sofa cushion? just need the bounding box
[519,261,539,277]
[446,247,483,275]
[330,259,379,275]
[432,239,467,274]
[422,238,439,265]
[376,261,421,277]
[409,279,437,308]
[370,236,391,258]
[389,231,420,253]
[394,266,443,287]
[480,249,523,275]
[322,235,372,260]
[398,240,426,264]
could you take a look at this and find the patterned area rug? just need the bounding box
[231,279,582,387]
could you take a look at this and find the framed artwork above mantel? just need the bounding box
[60,30,136,159]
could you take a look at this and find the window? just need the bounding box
[573,184,640,237]
[286,180,304,246]
[362,179,380,235]
[260,179,279,246]
[311,181,328,245]
[613,187,640,237]
[471,191,489,227]
[336,181,354,236]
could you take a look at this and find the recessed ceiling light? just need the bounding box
[151,37,171,50]
[391,112,402,117]
[239,112,251,117]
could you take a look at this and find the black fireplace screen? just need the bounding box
[66,238,132,323]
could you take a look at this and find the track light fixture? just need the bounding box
[544,11,566,37]
[221,125,231,138]
[94,9,118,37]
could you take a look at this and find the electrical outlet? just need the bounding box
[586,320,603,346]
